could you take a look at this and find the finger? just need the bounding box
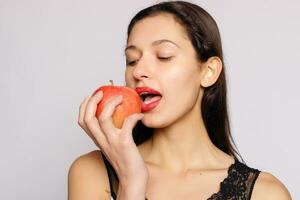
[98,95,123,138]
[121,113,144,141]
[85,115,108,149]
[84,90,103,122]
[78,93,105,150]
[78,95,92,127]
[84,90,108,147]
[78,95,99,144]
[78,94,103,146]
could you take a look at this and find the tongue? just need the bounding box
[144,95,161,104]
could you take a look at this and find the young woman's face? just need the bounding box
[125,14,203,128]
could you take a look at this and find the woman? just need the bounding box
[68,1,292,199]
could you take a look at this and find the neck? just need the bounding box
[142,99,232,173]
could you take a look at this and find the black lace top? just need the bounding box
[101,153,261,200]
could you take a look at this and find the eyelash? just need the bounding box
[126,57,173,66]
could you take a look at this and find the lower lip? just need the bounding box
[141,97,162,112]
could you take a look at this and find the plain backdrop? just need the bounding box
[1,0,299,199]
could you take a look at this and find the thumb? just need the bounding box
[121,113,144,134]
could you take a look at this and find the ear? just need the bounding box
[199,56,223,87]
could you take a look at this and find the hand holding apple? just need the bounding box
[77,79,149,190]
[93,80,142,129]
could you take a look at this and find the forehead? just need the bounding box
[127,13,189,47]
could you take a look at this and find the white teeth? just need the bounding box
[140,92,150,95]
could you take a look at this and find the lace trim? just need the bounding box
[207,158,261,200]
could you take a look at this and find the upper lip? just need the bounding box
[135,87,162,96]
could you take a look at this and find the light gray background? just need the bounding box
[0,0,299,199]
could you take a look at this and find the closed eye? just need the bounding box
[158,56,173,61]
[126,56,173,66]
[126,60,138,66]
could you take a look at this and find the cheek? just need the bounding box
[143,67,199,128]
[125,69,134,88]
[163,65,199,100]
[164,77,198,114]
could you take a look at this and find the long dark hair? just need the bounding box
[128,1,244,162]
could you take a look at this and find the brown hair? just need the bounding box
[127,1,244,162]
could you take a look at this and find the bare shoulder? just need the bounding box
[67,150,111,200]
[251,171,292,200]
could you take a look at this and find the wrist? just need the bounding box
[117,181,147,200]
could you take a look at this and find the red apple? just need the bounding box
[93,80,142,129]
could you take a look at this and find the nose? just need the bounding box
[132,56,151,81]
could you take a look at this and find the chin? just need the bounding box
[141,112,175,129]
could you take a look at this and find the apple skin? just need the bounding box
[93,85,142,129]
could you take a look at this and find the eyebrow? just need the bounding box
[125,39,180,52]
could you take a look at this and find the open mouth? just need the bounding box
[135,87,163,112]
[139,92,162,112]
[140,92,162,104]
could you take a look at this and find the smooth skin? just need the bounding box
[74,92,148,199]
[68,13,292,200]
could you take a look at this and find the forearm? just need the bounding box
[116,182,147,200]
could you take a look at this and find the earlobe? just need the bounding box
[200,56,222,87]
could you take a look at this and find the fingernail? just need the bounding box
[95,91,103,98]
